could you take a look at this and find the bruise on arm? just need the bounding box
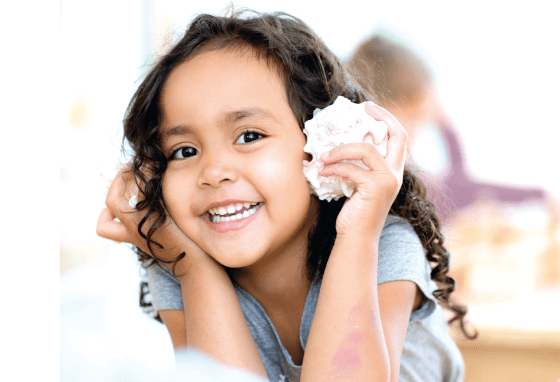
[330,281,422,381]
[331,305,366,378]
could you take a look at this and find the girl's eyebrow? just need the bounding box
[161,125,193,141]
[223,107,275,124]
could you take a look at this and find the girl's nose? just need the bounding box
[197,152,239,188]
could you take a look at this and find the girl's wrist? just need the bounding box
[336,212,386,241]
[332,230,380,258]
[176,253,224,282]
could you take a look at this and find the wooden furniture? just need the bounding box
[455,329,560,382]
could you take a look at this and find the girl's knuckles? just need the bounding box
[105,196,119,211]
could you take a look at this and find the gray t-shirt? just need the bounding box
[145,215,464,382]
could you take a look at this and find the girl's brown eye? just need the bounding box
[235,131,263,144]
[171,147,198,159]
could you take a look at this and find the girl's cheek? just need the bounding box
[161,178,182,211]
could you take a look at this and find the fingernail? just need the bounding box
[365,101,376,111]
[128,194,138,208]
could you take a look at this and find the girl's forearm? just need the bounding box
[301,233,390,382]
[179,260,267,377]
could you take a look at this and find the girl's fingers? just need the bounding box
[321,142,384,172]
[364,101,408,173]
[96,207,130,243]
[319,161,373,187]
[100,167,145,245]
[320,142,401,199]
[106,168,137,217]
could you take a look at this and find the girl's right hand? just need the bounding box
[96,167,210,275]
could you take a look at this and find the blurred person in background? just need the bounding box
[347,34,547,224]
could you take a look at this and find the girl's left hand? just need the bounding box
[319,101,408,236]
[96,166,210,275]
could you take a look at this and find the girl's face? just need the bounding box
[159,48,317,269]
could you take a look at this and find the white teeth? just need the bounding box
[211,203,260,223]
[209,202,258,216]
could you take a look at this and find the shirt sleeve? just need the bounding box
[378,215,437,321]
[145,262,184,315]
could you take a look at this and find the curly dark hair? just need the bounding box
[124,9,475,338]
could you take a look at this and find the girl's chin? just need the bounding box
[204,239,268,270]
[212,254,261,270]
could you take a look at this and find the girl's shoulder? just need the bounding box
[378,214,437,320]
[382,213,413,225]
[144,261,184,315]
[379,214,426,270]
[381,214,421,244]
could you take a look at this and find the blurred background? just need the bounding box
[57,0,559,380]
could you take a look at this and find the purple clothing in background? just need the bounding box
[426,125,546,224]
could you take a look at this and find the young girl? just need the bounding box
[97,10,472,382]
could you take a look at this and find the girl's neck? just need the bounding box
[228,200,319,309]
[228,232,312,307]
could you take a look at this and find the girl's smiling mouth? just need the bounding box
[204,202,263,233]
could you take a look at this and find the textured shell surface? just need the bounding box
[303,96,388,201]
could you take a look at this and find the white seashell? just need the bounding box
[302,96,388,202]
